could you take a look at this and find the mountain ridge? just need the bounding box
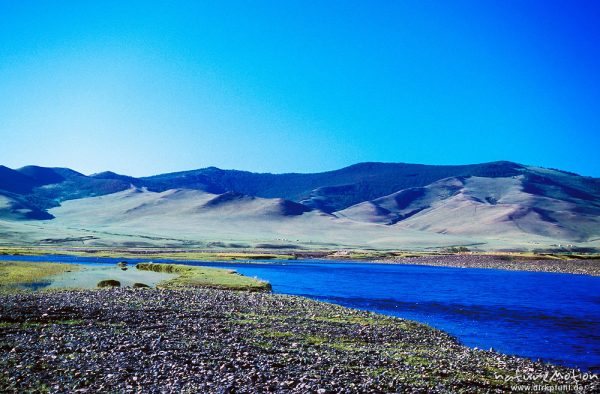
[1,161,599,249]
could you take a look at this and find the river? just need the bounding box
[1,255,598,371]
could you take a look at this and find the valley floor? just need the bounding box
[1,288,596,393]
[2,246,599,276]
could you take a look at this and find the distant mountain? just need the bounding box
[17,165,67,186]
[139,161,526,212]
[1,161,599,249]
[2,161,531,213]
[0,165,38,194]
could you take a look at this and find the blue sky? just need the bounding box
[1,1,599,176]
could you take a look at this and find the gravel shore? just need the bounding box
[380,255,600,276]
[1,289,597,393]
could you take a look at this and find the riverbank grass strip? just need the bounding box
[136,262,271,291]
[0,247,295,261]
[0,261,81,290]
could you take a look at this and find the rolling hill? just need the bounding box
[136,161,526,212]
[337,174,600,242]
[0,161,599,250]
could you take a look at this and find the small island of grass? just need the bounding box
[136,262,271,292]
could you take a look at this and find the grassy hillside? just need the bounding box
[39,187,495,250]
[1,161,599,250]
[338,174,600,242]
[2,161,531,214]
[3,161,599,216]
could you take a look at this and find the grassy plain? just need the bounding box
[0,246,294,261]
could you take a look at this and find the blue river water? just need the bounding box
[1,255,599,371]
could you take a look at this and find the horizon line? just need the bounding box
[2,160,593,178]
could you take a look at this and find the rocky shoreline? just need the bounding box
[379,255,600,276]
[1,289,596,393]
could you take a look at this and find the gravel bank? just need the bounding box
[380,255,600,276]
[1,289,597,393]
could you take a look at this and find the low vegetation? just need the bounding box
[0,247,55,256]
[0,247,295,261]
[136,262,271,291]
[2,246,600,262]
[0,261,80,291]
[97,279,121,288]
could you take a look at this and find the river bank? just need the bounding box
[1,288,597,393]
[2,247,599,276]
[377,255,600,276]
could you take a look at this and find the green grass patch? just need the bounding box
[309,314,396,326]
[136,262,271,291]
[367,367,391,378]
[250,326,367,352]
[303,335,327,346]
[328,337,367,352]
[0,247,295,261]
[231,318,255,325]
[0,261,81,291]
[0,247,52,256]
[53,319,84,326]
[251,340,275,351]
[0,319,84,328]
[254,329,295,338]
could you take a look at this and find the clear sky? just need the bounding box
[1,1,599,177]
